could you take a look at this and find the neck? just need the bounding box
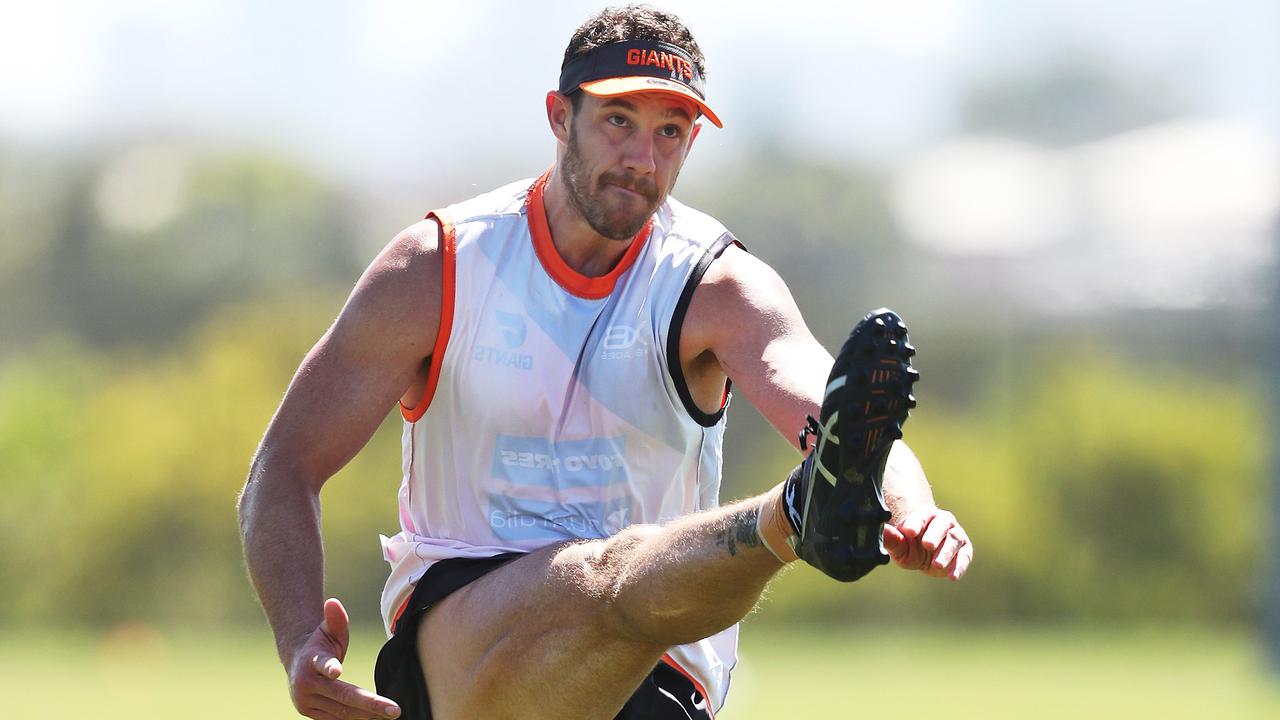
[541,165,634,277]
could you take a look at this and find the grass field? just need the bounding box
[3,624,1279,718]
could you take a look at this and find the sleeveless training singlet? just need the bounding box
[379,171,740,711]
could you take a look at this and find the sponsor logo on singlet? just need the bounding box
[601,324,643,360]
[488,435,632,541]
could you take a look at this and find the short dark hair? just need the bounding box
[561,5,706,112]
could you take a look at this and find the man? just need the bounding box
[238,6,972,720]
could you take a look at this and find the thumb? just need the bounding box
[882,524,908,561]
[320,598,351,665]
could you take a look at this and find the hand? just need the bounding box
[882,507,972,580]
[287,598,402,720]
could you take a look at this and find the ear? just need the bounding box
[684,122,702,158]
[546,91,573,146]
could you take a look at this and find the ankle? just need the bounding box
[756,483,799,564]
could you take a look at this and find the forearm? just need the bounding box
[883,440,935,523]
[237,465,327,667]
[588,495,783,646]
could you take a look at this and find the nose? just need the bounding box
[621,131,657,176]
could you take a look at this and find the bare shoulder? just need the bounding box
[681,243,799,356]
[366,217,443,295]
[337,216,444,357]
[251,217,447,487]
[678,241,831,441]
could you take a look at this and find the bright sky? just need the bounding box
[2,0,1276,315]
[2,0,1275,186]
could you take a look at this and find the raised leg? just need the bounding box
[417,497,781,719]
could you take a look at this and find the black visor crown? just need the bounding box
[559,40,706,99]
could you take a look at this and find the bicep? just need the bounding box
[254,220,442,490]
[684,247,834,450]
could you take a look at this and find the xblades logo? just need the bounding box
[602,325,642,359]
[495,310,526,348]
[603,325,638,350]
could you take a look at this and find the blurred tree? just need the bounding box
[0,291,403,628]
[751,351,1264,626]
[0,145,360,358]
[0,132,1266,633]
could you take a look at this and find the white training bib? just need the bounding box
[379,171,740,711]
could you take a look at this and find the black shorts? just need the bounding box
[374,553,714,720]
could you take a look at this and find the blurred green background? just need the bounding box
[1,1,1277,717]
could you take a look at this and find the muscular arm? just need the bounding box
[678,246,974,580]
[678,245,935,521]
[236,218,441,709]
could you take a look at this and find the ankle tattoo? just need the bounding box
[715,506,763,557]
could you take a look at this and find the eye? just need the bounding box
[607,115,629,128]
[659,125,683,138]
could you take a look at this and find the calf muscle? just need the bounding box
[592,499,781,646]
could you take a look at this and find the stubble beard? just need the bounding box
[561,128,664,241]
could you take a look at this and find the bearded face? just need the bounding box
[560,119,665,241]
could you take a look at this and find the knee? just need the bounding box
[552,524,667,644]
[558,523,661,598]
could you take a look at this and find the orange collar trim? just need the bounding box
[526,170,652,300]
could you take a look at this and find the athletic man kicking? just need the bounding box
[238,6,972,719]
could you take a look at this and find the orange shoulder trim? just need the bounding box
[526,170,652,300]
[400,210,457,423]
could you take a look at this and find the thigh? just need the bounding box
[416,540,668,720]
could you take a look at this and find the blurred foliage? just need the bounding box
[0,139,1269,632]
[0,145,359,356]
[749,348,1266,626]
[0,292,402,627]
[0,295,1265,628]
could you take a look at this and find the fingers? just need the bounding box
[300,701,344,720]
[311,652,343,680]
[887,508,974,579]
[885,522,934,570]
[295,670,402,720]
[930,525,962,569]
[918,510,954,552]
[928,524,972,580]
[882,524,907,563]
[947,527,974,580]
[313,676,402,719]
[291,598,399,720]
[897,510,928,539]
[307,694,401,720]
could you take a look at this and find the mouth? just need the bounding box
[606,183,646,199]
[607,181,661,207]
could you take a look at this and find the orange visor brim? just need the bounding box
[579,76,723,128]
